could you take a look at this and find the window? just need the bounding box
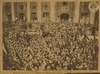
[20,5,24,10]
[63,2,67,5]
[33,6,36,9]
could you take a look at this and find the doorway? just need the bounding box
[60,13,69,20]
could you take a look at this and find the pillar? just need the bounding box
[3,3,6,22]
[27,2,30,22]
[50,2,55,22]
[37,2,41,22]
[74,0,80,23]
[90,12,95,24]
[98,1,100,71]
[11,2,15,21]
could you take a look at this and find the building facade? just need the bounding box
[3,1,98,25]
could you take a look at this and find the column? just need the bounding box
[98,2,100,71]
[3,3,5,22]
[90,12,95,24]
[37,2,41,22]
[27,2,30,22]
[0,1,3,71]
[11,2,15,21]
[74,0,80,23]
[50,2,55,22]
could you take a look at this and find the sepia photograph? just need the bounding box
[0,0,100,73]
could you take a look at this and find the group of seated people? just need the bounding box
[3,21,99,70]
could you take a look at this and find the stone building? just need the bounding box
[2,1,99,25]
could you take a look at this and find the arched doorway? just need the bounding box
[60,13,69,21]
[19,13,25,21]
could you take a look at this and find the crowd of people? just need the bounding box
[3,21,99,70]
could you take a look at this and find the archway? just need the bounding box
[19,13,25,20]
[60,13,69,21]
